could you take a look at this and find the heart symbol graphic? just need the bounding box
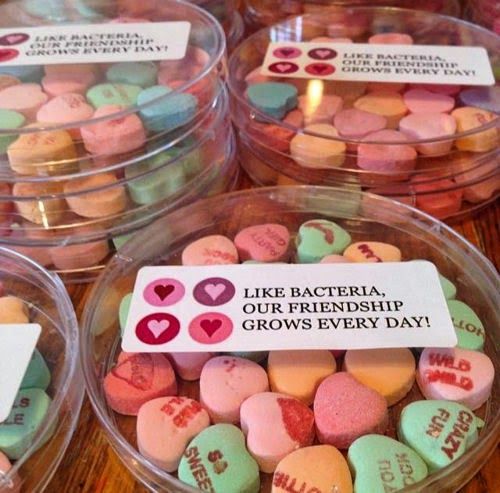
[305,62,335,77]
[316,49,331,59]
[200,319,222,338]
[308,48,337,60]
[277,63,292,73]
[148,319,170,338]
[0,32,29,46]
[204,283,226,301]
[154,284,175,301]
[0,48,19,63]
[268,61,299,75]
[273,46,301,59]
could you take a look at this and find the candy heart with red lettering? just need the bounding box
[137,396,210,472]
[417,347,494,410]
[103,352,177,415]
[240,392,315,473]
[398,400,482,471]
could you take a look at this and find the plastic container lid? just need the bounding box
[0,246,83,491]
[81,186,499,493]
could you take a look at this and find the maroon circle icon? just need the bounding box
[0,33,29,46]
[305,62,336,76]
[308,47,337,60]
[268,62,299,75]
[135,313,180,345]
[194,277,236,306]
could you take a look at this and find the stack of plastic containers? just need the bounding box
[0,247,83,491]
[228,7,499,221]
[81,186,500,492]
[0,0,239,282]
[464,0,500,35]
[243,0,461,32]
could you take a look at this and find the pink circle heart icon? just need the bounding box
[273,46,302,59]
[268,62,299,75]
[136,313,180,345]
[143,278,185,306]
[189,312,233,344]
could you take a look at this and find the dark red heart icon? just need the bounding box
[305,62,335,76]
[273,46,302,59]
[308,48,337,60]
[268,61,299,74]
[154,284,175,301]
[0,48,19,63]
[200,319,222,338]
[0,33,29,46]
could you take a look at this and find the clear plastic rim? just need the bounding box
[81,185,499,493]
[0,0,226,135]
[227,6,500,145]
[0,246,83,491]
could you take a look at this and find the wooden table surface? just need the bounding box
[51,195,499,493]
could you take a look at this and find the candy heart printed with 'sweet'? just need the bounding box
[247,82,298,119]
[348,434,428,493]
[178,424,260,493]
[398,400,482,471]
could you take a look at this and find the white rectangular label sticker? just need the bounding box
[122,262,457,353]
[0,22,190,65]
[0,324,41,422]
[261,42,494,85]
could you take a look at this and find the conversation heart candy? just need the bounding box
[64,173,127,218]
[334,108,387,140]
[267,350,336,405]
[107,61,158,87]
[200,356,269,423]
[320,254,351,263]
[0,74,20,91]
[368,33,413,44]
[104,352,177,415]
[412,178,463,220]
[182,235,239,265]
[0,66,42,82]
[447,300,485,351]
[459,86,500,113]
[357,129,417,173]
[137,85,198,132]
[290,124,346,169]
[41,70,97,98]
[399,113,456,156]
[417,347,494,410]
[119,292,132,336]
[168,352,214,381]
[0,450,17,489]
[0,109,24,153]
[314,372,388,449]
[273,445,353,493]
[81,104,146,156]
[0,388,52,460]
[247,82,298,119]
[20,349,51,390]
[137,396,210,472]
[398,400,481,471]
[0,83,48,120]
[86,83,141,108]
[354,91,408,129]
[234,223,291,262]
[240,392,315,473]
[296,219,351,263]
[348,435,428,493]
[451,107,497,153]
[178,424,260,493]
[298,94,343,126]
[343,242,402,263]
[344,348,415,406]
[403,89,455,114]
[0,296,29,323]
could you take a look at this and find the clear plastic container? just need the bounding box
[0,246,83,492]
[0,0,225,178]
[81,186,499,492]
[243,0,461,32]
[228,7,500,221]
[464,0,500,35]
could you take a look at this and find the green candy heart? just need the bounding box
[398,400,481,472]
[227,351,268,363]
[86,83,141,108]
[106,62,158,88]
[296,219,351,263]
[20,349,51,390]
[247,82,298,119]
[0,388,53,460]
[447,300,485,351]
[119,293,132,336]
[178,424,260,493]
[348,434,428,493]
[0,109,25,153]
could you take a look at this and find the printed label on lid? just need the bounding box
[122,262,457,353]
[261,42,494,86]
[0,324,41,422]
[0,22,190,65]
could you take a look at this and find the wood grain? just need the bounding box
[49,196,499,493]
